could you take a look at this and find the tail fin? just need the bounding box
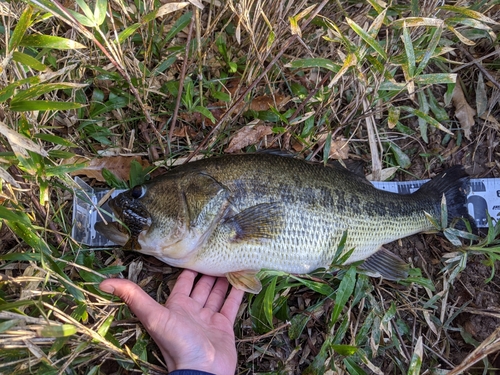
[415,166,476,231]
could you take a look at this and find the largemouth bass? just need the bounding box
[96,153,473,293]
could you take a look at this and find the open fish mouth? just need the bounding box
[95,186,152,250]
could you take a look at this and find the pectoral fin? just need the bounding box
[359,248,408,280]
[224,202,284,243]
[226,270,262,294]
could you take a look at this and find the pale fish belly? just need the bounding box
[191,207,431,275]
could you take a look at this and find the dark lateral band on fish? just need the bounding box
[95,153,475,294]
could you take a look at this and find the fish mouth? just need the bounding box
[95,220,130,247]
[95,193,152,250]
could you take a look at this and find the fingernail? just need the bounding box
[99,283,115,294]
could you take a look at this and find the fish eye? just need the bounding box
[131,185,146,199]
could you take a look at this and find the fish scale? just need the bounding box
[96,153,474,293]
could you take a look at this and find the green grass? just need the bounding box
[1,0,500,373]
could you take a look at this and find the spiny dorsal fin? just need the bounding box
[359,247,409,280]
[224,202,284,242]
[226,270,262,293]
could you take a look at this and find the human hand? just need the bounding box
[99,270,245,375]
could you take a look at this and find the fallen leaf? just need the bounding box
[67,156,150,182]
[317,134,349,159]
[475,72,487,117]
[0,166,20,187]
[452,82,476,140]
[328,138,349,159]
[0,121,48,157]
[172,125,198,138]
[155,2,190,18]
[247,94,291,111]
[366,167,399,181]
[225,124,273,153]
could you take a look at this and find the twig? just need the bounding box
[168,15,196,151]
[447,325,500,375]
[289,71,333,123]
[236,322,291,343]
[363,97,383,180]
[451,49,500,73]
[457,45,500,91]
[184,0,331,163]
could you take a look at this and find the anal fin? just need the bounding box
[359,248,409,280]
[226,270,262,294]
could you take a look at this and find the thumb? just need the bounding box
[99,278,167,328]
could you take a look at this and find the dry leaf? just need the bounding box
[248,94,290,111]
[317,134,350,160]
[156,2,190,18]
[366,167,398,181]
[452,82,476,140]
[0,121,48,157]
[67,156,149,182]
[329,138,349,159]
[225,125,273,153]
[0,166,20,187]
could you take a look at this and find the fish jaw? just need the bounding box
[108,190,152,250]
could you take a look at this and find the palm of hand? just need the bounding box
[100,270,244,375]
[153,283,241,374]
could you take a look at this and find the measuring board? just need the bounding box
[73,177,499,247]
[371,178,499,229]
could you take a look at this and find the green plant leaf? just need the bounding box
[407,336,424,375]
[193,106,217,124]
[20,35,86,50]
[10,100,85,112]
[331,267,356,325]
[12,82,87,102]
[12,51,47,71]
[332,344,358,356]
[9,6,33,51]
[38,324,78,338]
[439,5,500,25]
[400,106,453,135]
[346,17,387,59]
[94,0,108,26]
[67,9,95,27]
[286,58,340,72]
[33,133,78,147]
[413,73,457,85]
[414,25,443,76]
[116,23,141,44]
[75,0,95,23]
[289,275,335,296]
[263,276,277,328]
[389,142,411,169]
[97,315,114,338]
[401,21,416,78]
